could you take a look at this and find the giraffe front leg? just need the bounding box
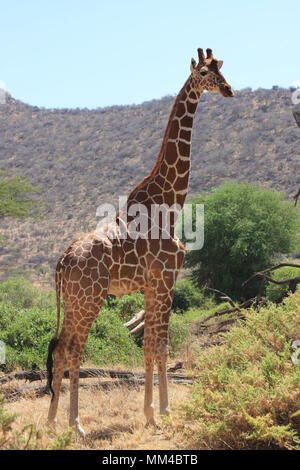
[144,337,155,426]
[143,288,156,426]
[156,342,170,416]
[152,286,174,418]
[144,318,170,422]
[143,286,173,424]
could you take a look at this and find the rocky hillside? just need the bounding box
[0,87,299,283]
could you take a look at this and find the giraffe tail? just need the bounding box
[46,258,63,400]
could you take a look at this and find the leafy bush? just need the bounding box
[172,279,207,313]
[108,292,144,321]
[266,265,300,303]
[0,175,40,219]
[0,277,142,370]
[174,290,300,450]
[0,276,212,368]
[182,182,300,299]
[0,305,57,370]
[168,314,191,357]
[85,306,142,366]
[0,276,54,309]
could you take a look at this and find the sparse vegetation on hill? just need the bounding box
[0,88,299,282]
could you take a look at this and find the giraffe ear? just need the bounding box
[217,60,223,70]
[190,58,197,73]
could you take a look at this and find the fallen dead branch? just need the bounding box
[2,379,144,403]
[293,107,300,128]
[0,368,136,385]
[167,361,184,373]
[124,310,145,331]
[129,321,145,336]
[0,367,193,402]
[124,310,145,338]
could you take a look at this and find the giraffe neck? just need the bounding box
[127,76,203,211]
[153,76,202,208]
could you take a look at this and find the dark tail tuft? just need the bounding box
[46,259,63,401]
[46,337,59,401]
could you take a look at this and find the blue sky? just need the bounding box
[1,0,299,108]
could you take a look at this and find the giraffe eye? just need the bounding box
[200,69,208,77]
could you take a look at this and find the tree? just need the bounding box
[181,182,300,299]
[0,174,40,219]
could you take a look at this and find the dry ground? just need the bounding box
[5,379,191,450]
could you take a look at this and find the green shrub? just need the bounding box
[107,292,144,322]
[0,175,41,219]
[181,182,300,299]
[172,279,207,313]
[85,306,142,366]
[169,313,191,357]
[174,290,300,450]
[0,277,143,370]
[0,304,57,370]
[266,265,300,303]
[0,276,54,310]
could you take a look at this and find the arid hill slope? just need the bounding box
[0,87,299,282]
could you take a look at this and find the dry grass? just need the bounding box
[5,379,191,450]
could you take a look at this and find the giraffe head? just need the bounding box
[190,48,234,98]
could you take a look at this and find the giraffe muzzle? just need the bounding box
[220,84,235,98]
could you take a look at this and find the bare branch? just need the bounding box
[243,262,300,287]
[196,297,255,327]
[206,287,237,309]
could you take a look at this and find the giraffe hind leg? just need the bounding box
[47,338,67,426]
[66,303,105,438]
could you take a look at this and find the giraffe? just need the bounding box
[46,48,234,437]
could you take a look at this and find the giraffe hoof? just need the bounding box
[47,419,57,431]
[75,423,86,439]
[145,418,157,428]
